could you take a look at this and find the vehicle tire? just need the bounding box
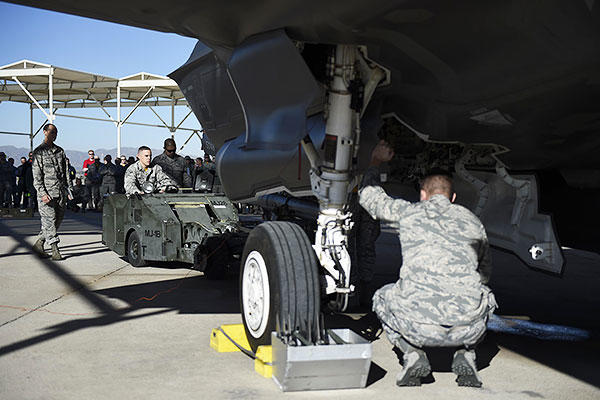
[127,230,147,267]
[240,221,321,351]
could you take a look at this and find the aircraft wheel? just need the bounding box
[127,230,147,267]
[240,222,320,351]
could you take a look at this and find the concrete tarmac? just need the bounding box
[0,212,598,400]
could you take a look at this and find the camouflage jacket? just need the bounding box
[124,160,174,194]
[151,152,192,188]
[32,142,74,199]
[359,166,494,326]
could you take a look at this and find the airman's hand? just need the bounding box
[370,140,394,166]
[41,194,51,204]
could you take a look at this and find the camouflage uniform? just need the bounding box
[359,166,496,349]
[32,143,74,245]
[152,152,192,188]
[124,160,174,195]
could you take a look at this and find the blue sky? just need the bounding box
[0,2,202,155]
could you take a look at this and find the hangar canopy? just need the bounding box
[0,59,203,155]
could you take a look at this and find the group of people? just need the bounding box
[66,138,216,212]
[122,139,218,195]
[28,123,496,390]
[29,124,216,260]
[0,151,40,210]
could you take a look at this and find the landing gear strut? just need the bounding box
[304,45,373,311]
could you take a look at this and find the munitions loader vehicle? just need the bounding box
[102,184,245,279]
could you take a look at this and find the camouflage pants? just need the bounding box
[373,283,490,349]
[37,194,66,245]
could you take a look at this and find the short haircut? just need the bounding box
[104,155,112,161]
[164,138,176,148]
[43,123,57,134]
[138,146,151,153]
[420,170,453,198]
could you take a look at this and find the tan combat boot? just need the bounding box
[452,349,483,387]
[51,243,63,261]
[396,349,431,386]
[32,238,50,258]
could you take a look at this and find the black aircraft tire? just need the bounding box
[240,221,320,352]
[127,231,147,267]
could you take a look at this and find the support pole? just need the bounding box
[48,68,54,122]
[171,97,175,139]
[14,77,51,120]
[117,86,121,157]
[29,106,33,152]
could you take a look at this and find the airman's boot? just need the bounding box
[452,349,483,387]
[51,243,63,261]
[396,349,431,387]
[32,238,50,258]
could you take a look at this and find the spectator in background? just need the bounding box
[151,138,192,188]
[203,153,216,173]
[66,157,76,184]
[83,150,95,208]
[8,157,18,207]
[184,155,194,177]
[114,156,126,193]
[68,177,89,213]
[127,156,135,168]
[16,157,28,208]
[98,155,117,209]
[83,149,95,178]
[0,152,13,207]
[86,156,102,210]
[192,157,203,175]
[25,152,37,212]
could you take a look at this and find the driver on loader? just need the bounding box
[124,146,175,195]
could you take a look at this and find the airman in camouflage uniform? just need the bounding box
[124,146,174,195]
[359,140,497,388]
[32,124,74,260]
[151,138,192,188]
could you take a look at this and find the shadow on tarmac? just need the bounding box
[1,212,598,388]
[95,275,241,314]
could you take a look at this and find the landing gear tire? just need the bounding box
[240,221,320,352]
[127,230,147,267]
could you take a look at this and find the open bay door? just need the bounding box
[454,149,564,274]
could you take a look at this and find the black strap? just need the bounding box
[216,327,272,365]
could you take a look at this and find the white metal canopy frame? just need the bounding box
[0,60,203,155]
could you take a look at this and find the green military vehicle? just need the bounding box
[102,188,245,279]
